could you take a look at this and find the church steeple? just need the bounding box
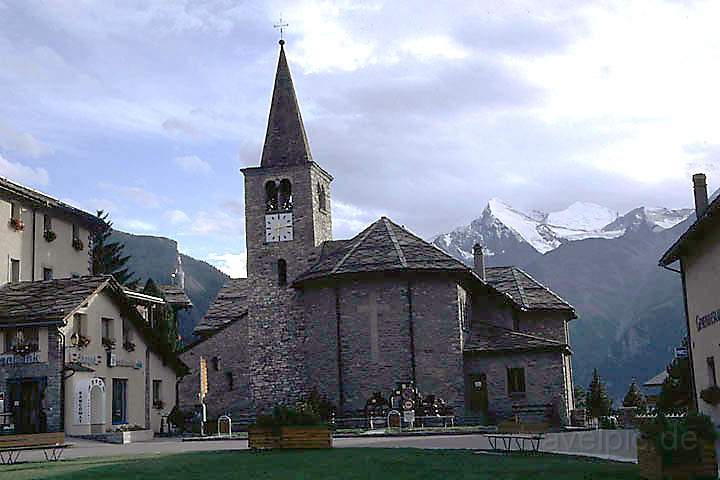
[260,40,312,168]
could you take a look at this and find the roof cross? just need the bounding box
[273,16,289,42]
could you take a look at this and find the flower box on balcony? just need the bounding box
[43,230,57,242]
[72,237,84,251]
[9,218,24,232]
[102,338,116,350]
[700,385,720,405]
[11,343,39,356]
[123,340,136,352]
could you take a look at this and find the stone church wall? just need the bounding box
[179,318,251,418]
[464,350,569,424]
[302,286,340,406]
[412,278,465,413]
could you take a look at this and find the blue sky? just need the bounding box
[1,0,719,277]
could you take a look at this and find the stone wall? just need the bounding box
[516,310,570,344]
[302,274,465,415]
[0,327,63,433]
[179,317,251,418]
[464,349,570,424]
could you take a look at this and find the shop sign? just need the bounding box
[115,358,143,369]
[0,353,41,366]
[697,308,720,331]
[69,351,103,366]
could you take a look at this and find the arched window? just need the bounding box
[318,183,326,211]
[279,179,292,210]
[277,259,287,286]
[265,181,278,212]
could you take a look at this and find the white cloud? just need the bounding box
[173,155,213,175]
[399,35,469,62]
[166,209,191,225]
[207,252,247,278]
[0,154,50,186]
[100,183,168,209]
[162,117,201,138]
[0,123,53,158]
[119,218,157,233]
[186,210,243,235]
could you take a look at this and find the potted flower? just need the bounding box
[9,218,24,231]
[72,237,84,251]
[700,385,720,405]
[638,413,718,479]
[153,400,165,410]
[249,395,333,450]
[123,340,136,352]
[43,230,57,242]
[102,337,116,350]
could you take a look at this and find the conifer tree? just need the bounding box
[586,369,612,419]
[143,279,180,352]
[91,210,137,287]
[658,356,692,414]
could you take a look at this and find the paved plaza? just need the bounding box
[7,430,638,465]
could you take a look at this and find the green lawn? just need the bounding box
[1,449,639,480]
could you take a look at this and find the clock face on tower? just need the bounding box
[265,213,293,242]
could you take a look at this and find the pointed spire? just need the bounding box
[260,40,312,167]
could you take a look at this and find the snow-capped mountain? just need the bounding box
[432,198,693,265]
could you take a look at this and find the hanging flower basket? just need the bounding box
[72,237,84,251]
[44,230,57,242]
[10,218,24,231]
[11,342,39,356]
[700,386,720,405]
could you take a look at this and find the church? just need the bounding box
[179,40,576,425]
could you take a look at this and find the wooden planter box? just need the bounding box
[638,437,718,480]
[248,426,332,449]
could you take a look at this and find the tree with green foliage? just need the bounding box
[657,356,692,414]
[143,278,180,352]
[574,385,586,409]
[587,369,612,419]
[92,210,137,287]
[622,380,647,411]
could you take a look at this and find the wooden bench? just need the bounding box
[485,421,550,454]
[0,432,71,465]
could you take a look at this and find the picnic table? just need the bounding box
[483,421,549,454]
[0,432,72,465]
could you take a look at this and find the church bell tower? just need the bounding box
[241,40,333,412]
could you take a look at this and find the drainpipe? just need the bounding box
[334,287,344,416]
[58,329,66,433]
[406,281,417,385]
[661,261,698,412]
[31,208,37,281]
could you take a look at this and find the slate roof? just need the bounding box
[260,41,313,168]
[194,278,249,335]
[0,276,109,325]
[660,191,720,265]
[464,322,568,354]
[0,175,105,230]
[295,217,468,283]
[159,284,193,308]
[485,266,574,313]
[643,370,668,388]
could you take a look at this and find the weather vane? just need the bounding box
[273,16,289,42]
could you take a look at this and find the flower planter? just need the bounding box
[43,230,56,242]
[637,437,718,480]
[248,426,332,449]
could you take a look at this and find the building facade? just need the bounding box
[660,173,720,423]
[0,276,184,436]
[1,177,98,285]
[180,40,576,424]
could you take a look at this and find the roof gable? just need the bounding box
[194,278,249,335]
[484,266,574,313]
[295,217,468,283]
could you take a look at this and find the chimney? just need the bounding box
[473,243,485,280]
[693,173,709,220]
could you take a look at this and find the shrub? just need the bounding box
[639,413,717,466]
